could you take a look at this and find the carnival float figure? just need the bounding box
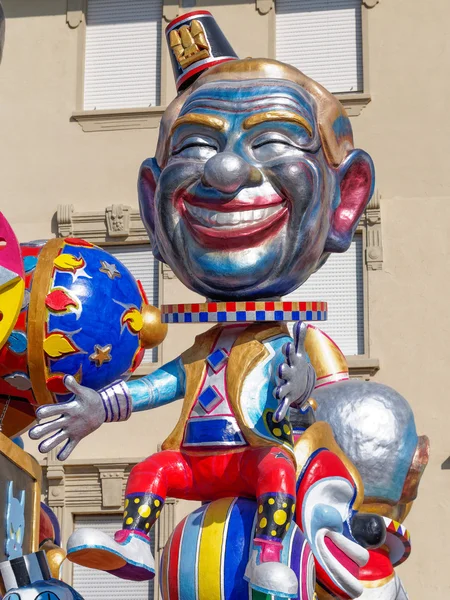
[24,11,427,600]
[0,4,84,599]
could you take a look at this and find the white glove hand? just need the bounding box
[29,375,105,461]
[273,321,316,423]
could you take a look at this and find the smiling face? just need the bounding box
[147,81,336,300]
[139,60,374,301]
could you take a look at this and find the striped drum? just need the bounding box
[160,497,315,600]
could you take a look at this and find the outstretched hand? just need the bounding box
[273,321,316,423]
[29,376,105,461]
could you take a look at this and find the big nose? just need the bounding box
[202,152,261,194]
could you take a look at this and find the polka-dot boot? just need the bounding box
[65,493,164,581]
[244,492,298,598]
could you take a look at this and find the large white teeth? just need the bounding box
[185,203,282,228]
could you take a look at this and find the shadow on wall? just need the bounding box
[441,457,450,470]
[3,0,67,19]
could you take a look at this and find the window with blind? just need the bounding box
[284,234,364,356]
[107,244,159,365]
[275,0,364,94]
[72,514,155,599]
[84,0,163,110]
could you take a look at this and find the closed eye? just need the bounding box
[171,138,218,161]
[172,142,217,155]
[252,137,303,162]
[253,139,295,149]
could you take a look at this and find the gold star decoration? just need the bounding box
[89,344,112,367]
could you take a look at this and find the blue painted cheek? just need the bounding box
[311,503,344,538]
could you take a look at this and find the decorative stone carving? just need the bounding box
[162,263,176,280]
[255,0,273,15]
[57,204,74,237]
[361,191,383,271]
[106,204,131,238]
[56,204,148,244]
[96,464,127,508]
[66,0,83,29]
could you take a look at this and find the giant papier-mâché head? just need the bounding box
[139,56,374,301]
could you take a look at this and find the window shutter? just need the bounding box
[275,0,363,93]
[84,0,162,110]
[283,235,364,355]
[107,244,159,364]
[72,514,155,599]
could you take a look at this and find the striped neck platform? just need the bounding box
[161,301,327,324]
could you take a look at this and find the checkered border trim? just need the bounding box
[161,301,328,323]
[383,517,411,566]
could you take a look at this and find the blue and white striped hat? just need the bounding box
[0,551,51,592]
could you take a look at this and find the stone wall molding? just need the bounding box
[362,0,380,8]
[163,0,180,22]
[256,0,274,15]
[71,107,166,133]
[56,203,149,244]
[360,191,383,271]
[66,0,83,29]
[96,463,128,508]
[105,204,131,238]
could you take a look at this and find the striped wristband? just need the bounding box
[100,381,132,423]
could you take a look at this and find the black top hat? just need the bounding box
[166,10,238,92]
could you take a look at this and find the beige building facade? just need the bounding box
[1,0,449,597]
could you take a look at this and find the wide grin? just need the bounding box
[184,202,285,229]
[180,193,289,250]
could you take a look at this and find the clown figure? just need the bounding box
[31,12,375,599]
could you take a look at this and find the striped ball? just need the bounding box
[160,497,315,600]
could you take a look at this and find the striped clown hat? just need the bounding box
[0,551,83,599]
[166,11,238,91]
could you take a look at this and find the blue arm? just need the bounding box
[126,357,186,413]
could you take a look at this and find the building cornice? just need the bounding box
[66,0,83,29]
[255,0,380,15]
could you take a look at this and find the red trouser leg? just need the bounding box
[121,447,296,543]
[240,446,296,498]
[126,450,194,498]
[122,450,194,534]
[240,447,297,559]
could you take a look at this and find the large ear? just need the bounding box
[138,157,163,262]
[325,149,375,253]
